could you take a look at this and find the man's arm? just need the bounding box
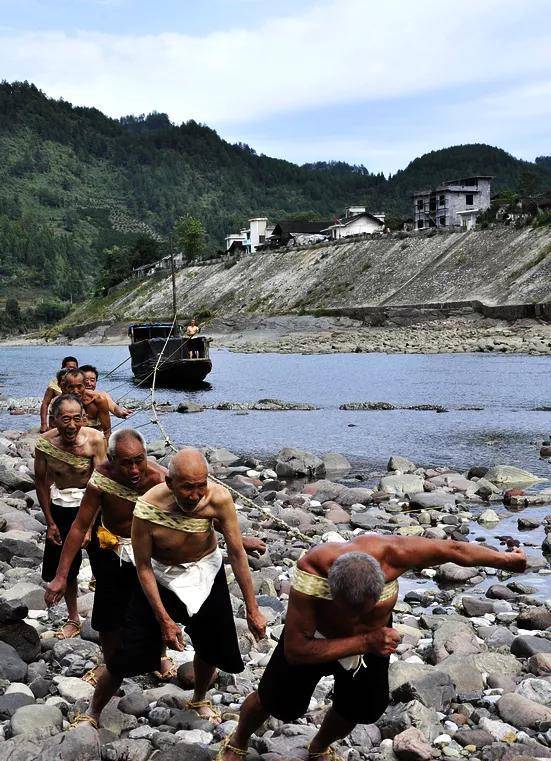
[44,486,102,606]
[390,537,527,574]
[131,517,184,651]
[39,388,56,432]
[103,393,130,419]
[96,397,111,440]
[284,590,399,664]
[34,449,60,545]
[216,490,266,640]
[91,433,107,466]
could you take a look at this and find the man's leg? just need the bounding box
[61,578,80,637]
[189,654,222,724]
[308,707,356,758]
[221,691,269,761]
[85,667,123,724]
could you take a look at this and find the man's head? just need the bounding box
[166,448,208,512]
[191,318,197,326]
[61,356,78,370]
[328,552,385,615]
[51,394,85,443]
[107,429,147,487]
[56,369,68,389]
[63,369,85,397]
[80,365,99,391]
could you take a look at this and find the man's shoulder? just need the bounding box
[140,482,171,508]
[208,481,233,509]
[82,427,104,447]
[145,459,168,484]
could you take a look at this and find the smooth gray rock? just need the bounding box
[0,596,28,624]
[432,620,482,663]
[485,465,543,485]
[0,692,35,719]
[435,563,479,584]
[394,670,455,712]
[379,474,424,497]
[453,728,494,748]
[388,456,417,474]
[322,453,351,474]
[102,738,153,761]
[436,654,485,700]
[409,492,456,509]
[0,621,40,662]
[118,690,150,717]
[511,635,551,657]
[3,582,47,611]
[275,448,325,478]
[497,692,551,729]
[10,704,63,737]
[0,536,42,563]
[516,678,551,706]
[517,606,551,630]
[152,743,215,761]
[0,641,27,681]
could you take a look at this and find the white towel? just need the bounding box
[314,630,364,672]
[50,485,85,508]
[150,547,223,616]
[114,536,135,565]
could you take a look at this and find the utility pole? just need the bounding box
[169,235,177,323]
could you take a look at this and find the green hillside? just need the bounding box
[1,80,550,324]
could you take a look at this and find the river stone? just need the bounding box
[478,716,518,743]
[393,727,433,761]
[0,597,28,624]
[515,678,551,705]
[0,621,40,662]
[322,453,351,474]
[435,655,485,699]
[473,652,522,677]
[152,743,215,761]
[517,607,551,630]
[3,582,47,611]
[10,704,63,737]
[485,465,544,485]
[379,474,424,497]
[394,670,455,712]
[511,636,551,657]
[275,448,325,478]
[0,692,35,719]
[409,492,456,510]
[462,596,496,616]
[53,638,102,666]
[339,487,373,506]
[100,697,139,735]
[435,563,479,584]
[497,692,551,729]
[478,509,500,523]
[432,621,481,662]
[528,653,551,675]
[0,641,27,681]
[0,466,34,490]
[118,690,150,716]
[0,535,43,563]
[388,456,417,474]
[379,700,441,742]
[311,480,349,503]
[53,675,94,703]
[389,662,435,696]
[103,738,153,761]
[453,728,494,748]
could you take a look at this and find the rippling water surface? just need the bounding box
[1,346,550,475]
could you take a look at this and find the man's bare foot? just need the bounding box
[308,746,342,761]
[55,619,81,639]
[217,734,248,760]
[187,699,222,725]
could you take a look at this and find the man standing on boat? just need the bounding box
[218,536,527,761]
[39,356,78,433]
[63,368,111,440]
[186,317,201,358]
[73,447,266,729]
[35,394,106,639]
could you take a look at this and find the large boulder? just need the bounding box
[10,704,63,737]
[0,621,40,662]
[321,453,351,475]
[3,582,47,611]
[275,448,325,478]
[432,620,482,663]
[205,447,240,466]
[517,606,551,630]
[0,641,27,681]
[497,692,551,729]
[388,456,417,474]
[0,534,43,564]
[0,465,34,490]
[485,465,545,485]
[379,474,424,497]
[516,678,551,706]
[511,635,551,658]
[435,654,485,700]
[409,492,456,510]
[0,596,28,624]
[435,563,480,584]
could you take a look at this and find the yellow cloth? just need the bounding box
[292,567,399,603]
[133,498,213,533]
[89,470,139,503]
[47,378,61,394]
[97,524,120,549]
[35,436,92,471]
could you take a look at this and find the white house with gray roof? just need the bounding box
[413,176,492,231]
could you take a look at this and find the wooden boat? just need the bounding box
[128,323,212,386]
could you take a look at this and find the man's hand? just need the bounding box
[242,536,267,556]
[39,426,48,434]
[364,627,401,657]
[47,523,62,546]
[45,575,67,607]
[506,547,527,572]
[246,607,267,641]
[160,618,185,651]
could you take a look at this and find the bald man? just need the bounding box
[75,447,266,730]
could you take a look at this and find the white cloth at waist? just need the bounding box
[50,485,85,508]
[314,630,364,672]
[114,535,135,565]
[150,547,223,616]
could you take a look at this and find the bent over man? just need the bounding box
[39,356,78,433]
[219,534,527,761]
[63,369,111,440]
[77,447,266,729]
[35,394,106,638]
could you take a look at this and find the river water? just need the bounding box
[1,346,550,475]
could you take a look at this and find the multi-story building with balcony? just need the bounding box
[413,176,492,231]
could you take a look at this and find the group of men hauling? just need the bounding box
[36,357,528,761]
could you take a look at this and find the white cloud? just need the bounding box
[0,0,550,128]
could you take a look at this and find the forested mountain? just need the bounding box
[0,80,550,317]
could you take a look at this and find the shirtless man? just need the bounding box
[45,431,267,684]
[186,318,201,358]
[39,356,78,433]
[77,447,267,729]
[220,535,527,761]
[79,365,131,421]
[35,394,106,639]
[63,369,111,440]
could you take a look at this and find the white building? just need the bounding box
[322,210,385,240]
[225,217,274,254]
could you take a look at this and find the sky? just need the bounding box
[0,0,550,174]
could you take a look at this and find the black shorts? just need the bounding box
[107,564,244,677]
[41,503,99,583]
[258,633,390,724]
[91,547,139,633]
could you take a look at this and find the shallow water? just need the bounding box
[1,346,550,475]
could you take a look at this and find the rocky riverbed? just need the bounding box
[1,430,551,761]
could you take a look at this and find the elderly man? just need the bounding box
[35,394,106,638]
[79,365,131,420]
[39,356,78,433]
[63,369,111,440]
[72,447,266,729]
[219,535,527,761]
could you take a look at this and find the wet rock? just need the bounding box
[10,703,63,737]
[176,401,204,413]
[486,585,518,601]
[485,465,544,485]
[0,640,27,681]
[409,492,456,510]
[511,636,551,657]
[497,692,551,729]
[322,453,351,474]
[478,509,500,524]
[275,448,325,478]
[379,474,424,497]
[515,678,551,705]
[462,596,497,616]
[388,456,417,474]
[517,607,551,630]
[393,727,433,761]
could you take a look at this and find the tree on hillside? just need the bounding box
[174,215,205,261]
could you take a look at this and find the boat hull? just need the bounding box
[128,335,212,386]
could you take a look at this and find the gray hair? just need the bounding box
[107,428,146,459]
[328,552,385,609]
